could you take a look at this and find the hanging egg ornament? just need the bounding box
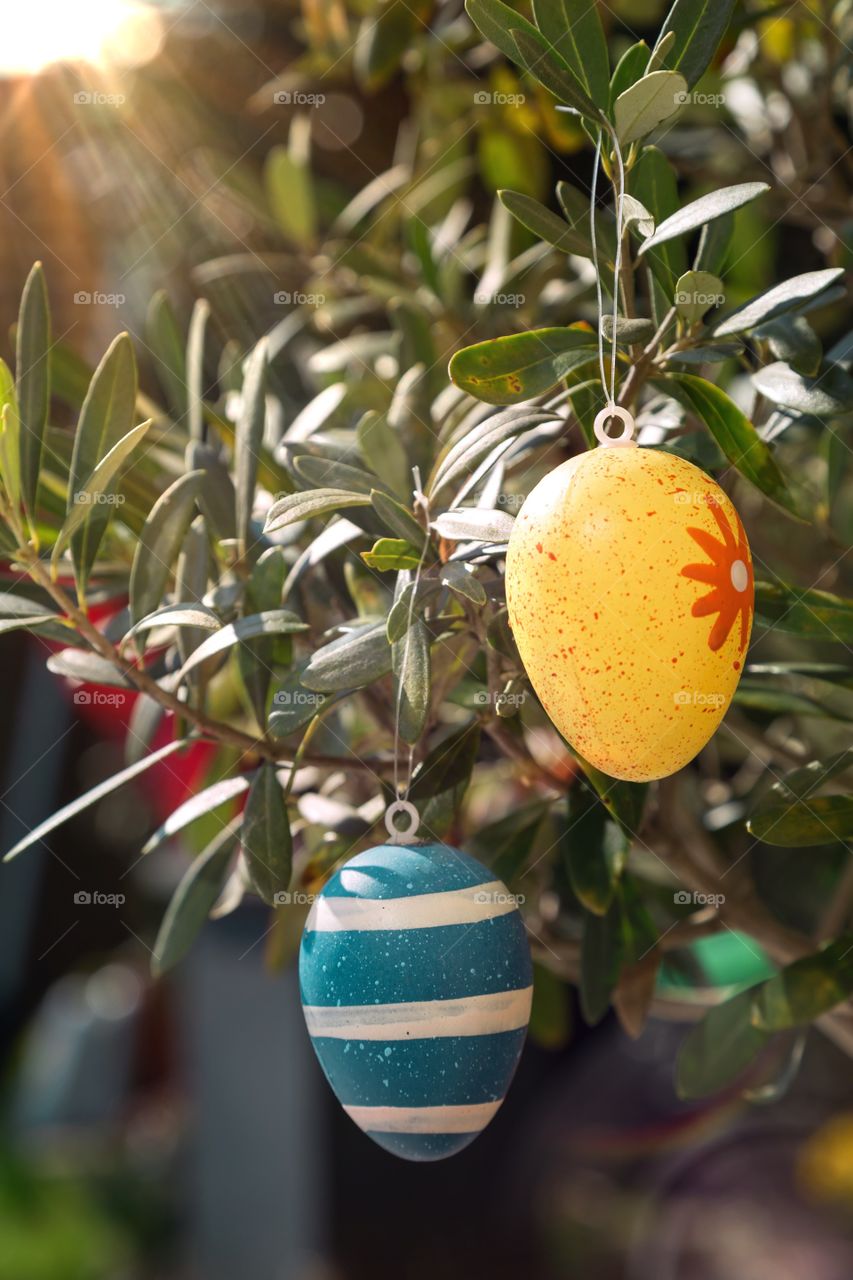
[299,839,532,1162]
[505,409,754,783]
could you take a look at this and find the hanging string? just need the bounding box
[387,468,430,843]
[589,124,628,413]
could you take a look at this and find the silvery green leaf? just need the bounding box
[301,621,391,693]
[130,471,205,625]
[600,316,656,344]
[712,268,845,337]
[264,488,372,532]
[47,648,132,687]
[234,337,267,557]
[177,610,306,682]
[393,616,430,745]
[432,508,515,542]
[614,70,687,145]
[152,819,240,975]
[15,261,50,521]
[143,774,252,855]
[639,183,769,254]
[674,271,725,322]
[52,419,153,568]
[242,763,292,905]
[441,561,487,605]
[751,362,853,417]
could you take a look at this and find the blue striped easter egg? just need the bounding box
[299,842,533,1162]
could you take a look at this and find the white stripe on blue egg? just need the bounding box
[299,841,533,1162]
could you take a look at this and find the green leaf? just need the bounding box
[630,147,687,301]
[292,452,392,496]
[242,763,292,905]
[754,316,822,377]
[177,610,307,683]
[440,561,487,606]
[354,0,418,91]
[663,373,802,517]
[429,406,555,496]
[449,327,596,405]
[712,268,845,337]
[466,0,554,73]
[531,0,610,107]
[600,315,655,344]
[762,748,853,803]
[498,189,590,257]
[747,796,853,847]
[123,602,222,647]
[358,411,411,500]
[235,338,267,557]
[69,332,138,593]
[564,785,627,914]
[753,581,853,642]
[734,681,849,721]
[265,131,315,247]
[509,26,602,122]
[751,362,853,417]
[646,29,675,75]
[362,537,421,571]
[609,41,650,106]
[46,649,131,686]
[574,753,647,836]
[653,0,737,88]
[752,938,853,1031]
[143,774,251,855]
[147,291,187,422]
[676,985,768,1099]
[302,621,392,693]
[640,183,769,254]
[16,262,50,522]
[4,738,189,862]
[393,613,430,744]
[264,488,372,532]
[614,70,687,145]
[369,490,426,546]
[580,896,623,1025]
[409,721,480,830]
[187,441,237,541]
[52,420,153,569]
[186,298,210,442]
[432,508,515,543]
[0,384,22,510]
[674,270,724,322]
[152,820,239,975]
[129,471,205,625]
[269,670,329,738]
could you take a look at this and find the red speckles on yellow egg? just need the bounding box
[504,447,753,783]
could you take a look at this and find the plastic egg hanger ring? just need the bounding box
[594,404,637,448]
[385,799,421,844]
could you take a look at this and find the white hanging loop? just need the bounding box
[384,799,420,845]
[593,404,637,448]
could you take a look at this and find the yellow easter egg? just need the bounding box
[505,446,754,782]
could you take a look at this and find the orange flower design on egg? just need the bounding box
[681,498,753,652]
